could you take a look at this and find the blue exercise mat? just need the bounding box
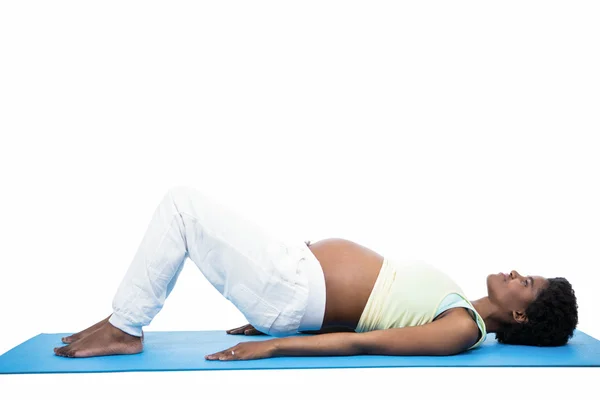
[1,329,599,374]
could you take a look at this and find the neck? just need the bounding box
[470,296,514,333]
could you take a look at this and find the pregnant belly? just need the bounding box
[307,238,384,329]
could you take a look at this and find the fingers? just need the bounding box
[243,327,264,336]
[226,324,250,335]
[205,346,239,361]
[226,324,265,335]
[205,341,272,362]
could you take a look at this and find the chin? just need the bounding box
[486,274,496,295]
[486,273,504,299]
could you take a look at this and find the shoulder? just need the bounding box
[435,307,481,348]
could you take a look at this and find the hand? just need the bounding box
[205,340,278,361]
[226,323,265,336]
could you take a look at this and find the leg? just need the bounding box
[55,186,313,357]
[62,239,314,344]
[55,187,190,357]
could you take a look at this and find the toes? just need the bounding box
[54,343,73,357]
[61,337,72,344]
[59,346,76,358]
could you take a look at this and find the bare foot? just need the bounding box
[62,315,112,344]
[54,322,143,358]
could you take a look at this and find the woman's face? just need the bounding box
[487,270,549,321]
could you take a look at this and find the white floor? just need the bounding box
[1,368,597,400]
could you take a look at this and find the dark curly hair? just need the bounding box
[495,277,578,346]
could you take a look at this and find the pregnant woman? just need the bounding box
[54,186,578,360]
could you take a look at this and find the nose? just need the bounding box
[510,270,522,279]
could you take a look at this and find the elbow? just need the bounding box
[441,342,470,356]
[441,347,464,356]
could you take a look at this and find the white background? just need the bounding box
[1,1,598,398]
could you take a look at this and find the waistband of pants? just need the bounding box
[297,245,326,331]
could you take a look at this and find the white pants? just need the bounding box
[108,186,326,337]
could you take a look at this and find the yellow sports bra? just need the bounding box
[356,258,487,350]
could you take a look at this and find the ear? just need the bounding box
[512,310,529,323]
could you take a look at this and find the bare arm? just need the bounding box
[206,310,479,361]
[274,313,479,357]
